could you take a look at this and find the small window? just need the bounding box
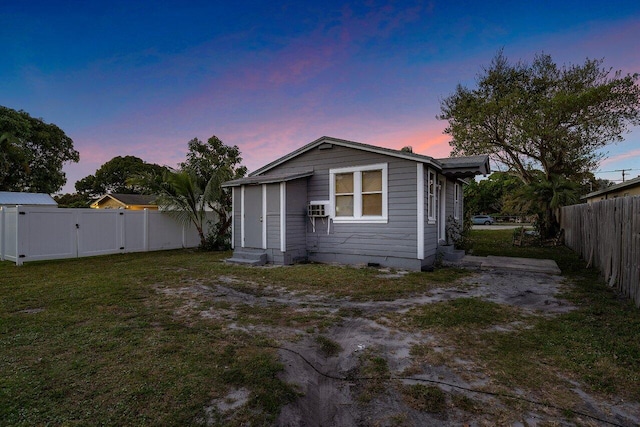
[427,170,436,222]
[330,163,388,223]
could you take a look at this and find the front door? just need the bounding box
[243,185,263,248]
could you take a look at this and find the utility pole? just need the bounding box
[615,169,631,182]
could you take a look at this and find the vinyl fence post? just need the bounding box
[143,209,149,252]
[0,207,5,261]
[16,206,24,266]
[119,210,126,253]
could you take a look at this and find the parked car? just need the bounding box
[471,215,495,225]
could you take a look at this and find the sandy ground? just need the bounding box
[274,270,639,426]
[158,265,640,426]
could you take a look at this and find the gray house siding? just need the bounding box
[266,184,281,262]
[444,180,463,223]
[284,179,308,264]
[263,144,421,269]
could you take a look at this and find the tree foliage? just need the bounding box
[440,51,640,236]
[0,106,79,193]
[131,136,246,249]
[179,136,247,247]
[440,51,640,183]
[76,155,168,198]
[54,193,90,208]
[464,172,524,216]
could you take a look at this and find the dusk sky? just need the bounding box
[3,0,640,194]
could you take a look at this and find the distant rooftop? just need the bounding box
[0,191,58,206]
[105,193,157,205]
[583,175,640,199]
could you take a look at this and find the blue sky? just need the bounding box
[3,0,639,193]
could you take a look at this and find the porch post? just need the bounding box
[280,182,286,252]
[417,164,424,260]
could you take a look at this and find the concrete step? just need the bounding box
[226,249,267,266]
[226,257,266,266]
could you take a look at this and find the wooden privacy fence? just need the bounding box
[560,196,640,307]
[0,206,217,266]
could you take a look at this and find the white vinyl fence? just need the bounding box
[0,206,217,266]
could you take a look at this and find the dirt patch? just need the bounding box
[154,269,639,426]
[200,387,251,425]
[442,270,573,315]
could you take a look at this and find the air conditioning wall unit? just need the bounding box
[308,200,331,217]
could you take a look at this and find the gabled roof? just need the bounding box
[91,193,157,208]
[250,136,439,176]
[0,191,57,206]
[583,175,640,199]
[248,136,490,179]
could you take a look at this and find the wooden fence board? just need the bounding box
[561,196,640,308]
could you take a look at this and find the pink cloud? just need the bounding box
[600,148,640,166]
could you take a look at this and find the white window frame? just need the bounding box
[329,163,388,223]
[427,169,436,224]
[454,182,460,220]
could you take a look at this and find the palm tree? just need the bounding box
[506,173,579,238]
[130,169,211,247]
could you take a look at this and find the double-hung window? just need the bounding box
[330,163,388,223]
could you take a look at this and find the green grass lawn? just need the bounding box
[0,250,467,425]
[1,233,639,425]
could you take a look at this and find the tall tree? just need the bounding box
[439,51,640,236]
[0,106,79,193]
[76,155,168,198]
[179,136,247,247]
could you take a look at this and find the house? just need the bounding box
[0,191,58,207]
[222,136,489,271]
[90,193,158,210]
[582,176,640,204]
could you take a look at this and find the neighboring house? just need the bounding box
[222,136,489,271]
[582,176,640,204]
[0,191,58,207]
[90,193,158,210]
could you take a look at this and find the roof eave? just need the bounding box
[440,155,491,179]
[222,170,314,187]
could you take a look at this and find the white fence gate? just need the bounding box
[0,207,217,266]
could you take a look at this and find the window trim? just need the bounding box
[427,168,436,224]
[329,163,388,223]
[453,182,460,220]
